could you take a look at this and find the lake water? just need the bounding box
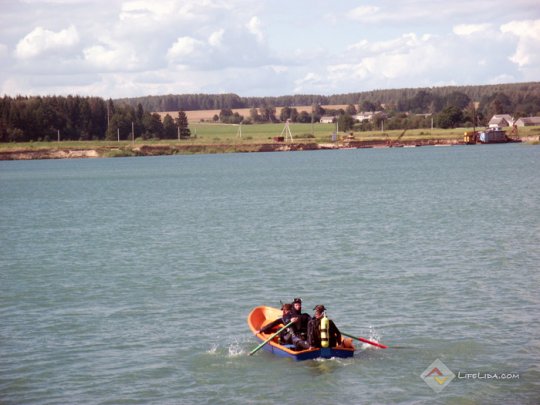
[1,144,539,404]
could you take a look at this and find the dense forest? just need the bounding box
[1,82,539,142]
[117,82,540,115]
[0,96,189,142]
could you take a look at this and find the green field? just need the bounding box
[1,123,539,151]
[178,122,540,144]
[188,123,479,143]
[189,123,334,143]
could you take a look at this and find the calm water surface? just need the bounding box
[1,144,539,404]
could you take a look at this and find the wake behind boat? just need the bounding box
[247,306,355,361]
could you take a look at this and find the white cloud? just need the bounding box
[121,0,168,19]
[163,20,275,71]
[501,19,540,40]
[15,25,79,59]
[120,0,196,23]
[347,33,430,57]
[349,5,380,20]
[246,16,264,43]
[346,3,432,23]
[83,44,139,70]
[453,23,492,36]
[294,72,324,93]
[1,1,538,98]
[167,36,205,61]
[208,29,225,47]
[501,19,540,67]
[314,33,470,93]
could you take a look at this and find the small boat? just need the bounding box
[247,306,355,361]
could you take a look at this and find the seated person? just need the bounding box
[307,305,342,348]
[256,303,309,350]
[290,297,311,339]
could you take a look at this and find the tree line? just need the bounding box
[216,86,540,131]
[117,82,540,117]
[0,96,190,142]
[1,82,540,142]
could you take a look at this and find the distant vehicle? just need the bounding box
[478,127,508,143]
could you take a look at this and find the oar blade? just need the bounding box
[341,332,388,349]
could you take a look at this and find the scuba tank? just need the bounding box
[320,313,330,348]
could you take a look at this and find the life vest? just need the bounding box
[320,314,330,348]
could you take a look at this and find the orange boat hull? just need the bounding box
[247,306,355,361]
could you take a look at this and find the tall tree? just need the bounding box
[249,107,261,123]
[437,106,464,128]
[444,91,470,110]
[142,112,164,139]
[346,104,357,115]
[337,113,355,131]
[359,100,378,111]
[162,114,176,139]
[176,110,191,139]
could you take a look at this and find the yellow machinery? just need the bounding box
[464,131,478,144]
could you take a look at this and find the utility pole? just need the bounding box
[473,101,479,134]
[311,107,314,137]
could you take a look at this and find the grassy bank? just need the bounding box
[1,124,539,152]
[188,123,473,143]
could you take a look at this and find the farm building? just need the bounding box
[488,114,514,128]
[353,111,385,122]
[514,117,540,126]
[320,116,335,123]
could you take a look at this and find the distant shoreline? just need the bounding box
[0,139,452,160]
[1,137,537,161]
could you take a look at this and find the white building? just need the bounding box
[488,114,514,128]
[514,117,540,127]
[320,116,335,123]
[353,111,386,122]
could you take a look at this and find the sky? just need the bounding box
[1,0,539,99]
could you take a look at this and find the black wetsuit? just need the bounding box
[260,314,309,349]
[290,308,311,339]
[308,317,341,348]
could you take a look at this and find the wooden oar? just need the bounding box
[341,332,388,349]
[249,321,294,356]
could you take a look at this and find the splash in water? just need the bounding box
[360,325,384,350]
[227,337,245,357]
[206,336,249,356]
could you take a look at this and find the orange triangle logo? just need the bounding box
[426,367,443,377]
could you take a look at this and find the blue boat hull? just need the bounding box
[261,343,354,361]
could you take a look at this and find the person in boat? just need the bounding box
[256,303,310,350]
[307,305,342,349]
[290,297,311,340]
